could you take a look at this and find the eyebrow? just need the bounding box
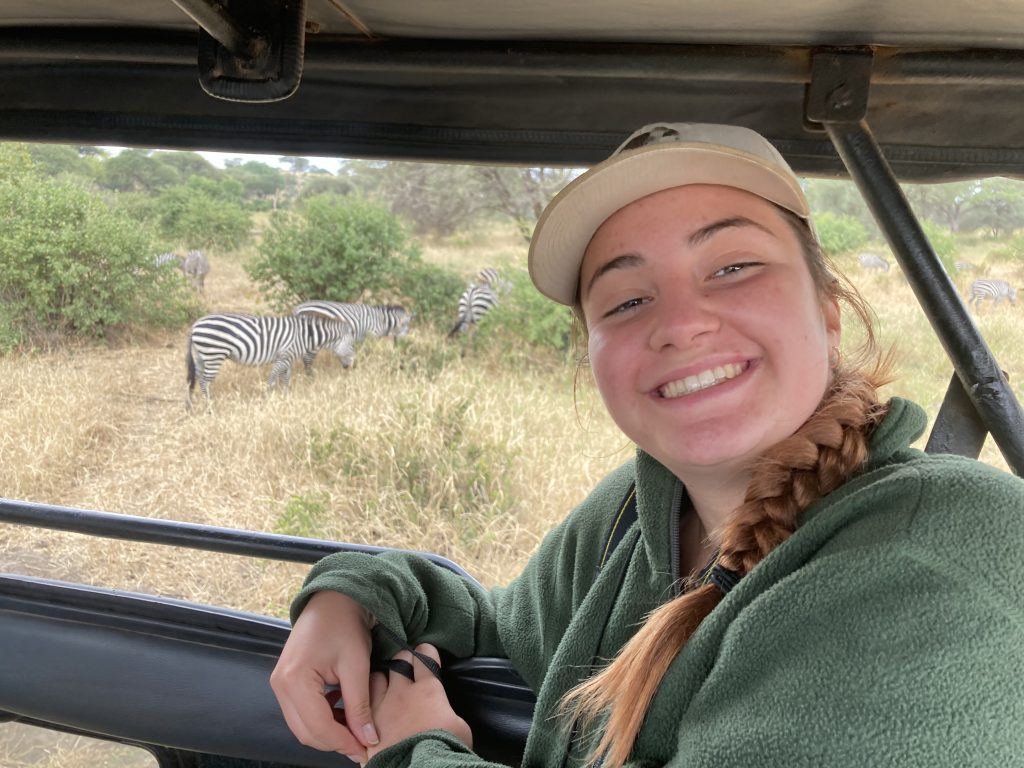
[688,216,777,247]
[582,216,776,298]
[583,252,644,298]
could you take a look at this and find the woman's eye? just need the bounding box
[712,261,761,278]
[604,296,648,317]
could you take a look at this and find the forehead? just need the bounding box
[579,184,789,277]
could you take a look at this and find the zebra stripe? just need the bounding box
[154,252,184,269]
[292,301,412,370]
[185,312,353,407]
[448,282,499,338]
[474,267,512,294]
[967,278,1017,310]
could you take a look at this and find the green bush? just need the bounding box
[247,194,415,310]
[155,180,251,252]
[920,219,957,274]
[814,212,869,256]
[394,259,467,333]
[0,146,194,348]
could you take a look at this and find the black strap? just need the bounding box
[597,482,638,574]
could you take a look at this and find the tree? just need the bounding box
[99,149,180,192]
[223,160,288,209]
[25,144,93,179]
[903,181,981,233]
[154,150,220,181]
[474,166,578,241]
[280,156,311,173]
[960,178,1024,237]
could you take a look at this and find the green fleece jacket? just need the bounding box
[292,398,1024,767]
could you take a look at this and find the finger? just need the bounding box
[384,649,417,688]
[410,643,443,683]
[273,673,365,754]
[334,657,380,749]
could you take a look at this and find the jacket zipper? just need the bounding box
[669,480,684,596]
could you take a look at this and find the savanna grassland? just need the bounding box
[1,222,1022,767]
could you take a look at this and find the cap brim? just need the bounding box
[528,142,809,305]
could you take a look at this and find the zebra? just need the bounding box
[183,249,210,293]
[448,281,500,338]
[185,312,353,409]
[967,278,1017,311]
[857,252,890,272]
[954,260,977,273]
[474,267,512,295]
[292,301,413,371]
[153,252,184,270]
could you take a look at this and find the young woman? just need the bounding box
[271,123,1024,767]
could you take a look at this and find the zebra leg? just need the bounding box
[302,349,316,376]
[196,353,223,410]
[267,358,292,392]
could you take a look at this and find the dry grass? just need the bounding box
[1,225,1022,765]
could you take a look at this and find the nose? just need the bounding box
[647,292,720,351]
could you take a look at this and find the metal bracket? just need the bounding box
[804,48,874,129]
[172,0,306,103]
[925,372,991,459]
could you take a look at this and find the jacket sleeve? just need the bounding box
[290,461,637,689]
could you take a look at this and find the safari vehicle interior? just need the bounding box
[1,1,1023,767]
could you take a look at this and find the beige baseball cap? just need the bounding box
[528,122,810,305]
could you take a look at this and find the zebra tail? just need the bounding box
[186,335,197,392]
[447,319,466,339]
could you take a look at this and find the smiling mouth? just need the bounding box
[658,362,748,398]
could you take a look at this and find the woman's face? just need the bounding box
[579,184,840,480]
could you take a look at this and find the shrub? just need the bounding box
[247,194,415,310]
[0,145,194,348]
[814,212,869,256]
[393,259,467,333]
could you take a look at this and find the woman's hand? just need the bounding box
[270,591,379,764]
[367,644,472,760]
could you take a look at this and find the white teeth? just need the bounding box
[659,362,745,398]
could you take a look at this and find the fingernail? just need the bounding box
[363,723,379,745]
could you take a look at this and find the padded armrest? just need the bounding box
[0,575,534,766]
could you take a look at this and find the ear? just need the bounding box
[821,294,841,349]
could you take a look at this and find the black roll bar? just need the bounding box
[0,498,483,590]
[807,49,1024,476]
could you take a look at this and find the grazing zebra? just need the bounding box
[183,249,210,293]
[474,267,512,295]
[967,278,1018,311]
[448,282,500,338]
[153,252,184,269]
[292,301,412,370]
[857,252,890,272]
[185,312,353,408]
[954,260,977,273]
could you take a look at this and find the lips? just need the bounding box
[658,361,748,398]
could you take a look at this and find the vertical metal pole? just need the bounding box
[824,120,1024,475]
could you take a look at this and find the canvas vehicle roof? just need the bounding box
[2,0,1024,179]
